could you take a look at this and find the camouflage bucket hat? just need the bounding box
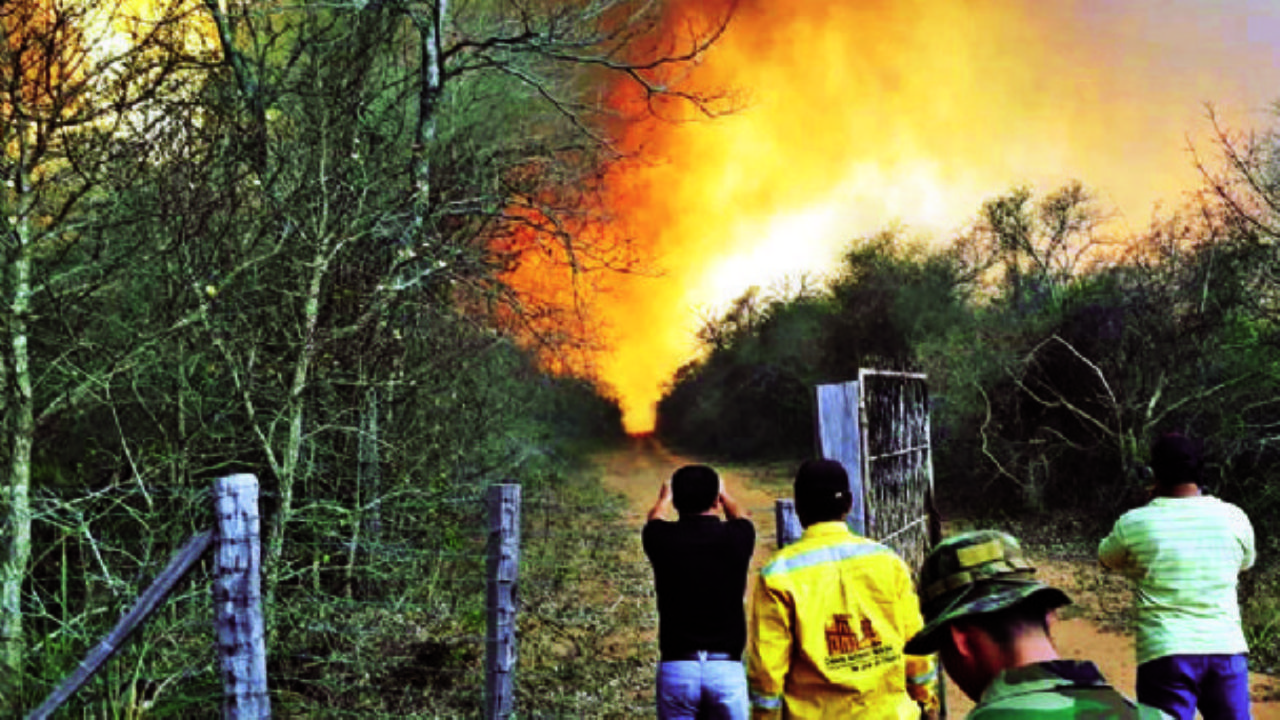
[904,530,1071,655]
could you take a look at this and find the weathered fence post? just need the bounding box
[214,474,271,719]
[774,499,803,548]
[814,381,866,535]
[486,483,520,719]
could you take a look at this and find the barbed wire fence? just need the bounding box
[20,469,706,717]
[19,473,497,717]
[23,480,223,717]
[22,464,819,719]
[261,482,494,717]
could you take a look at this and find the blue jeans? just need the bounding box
[1137,654,1251,720]
[656,654,748,720]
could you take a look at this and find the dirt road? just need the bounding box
[599,438,1280,718]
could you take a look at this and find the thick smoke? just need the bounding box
[557,1,1280,432]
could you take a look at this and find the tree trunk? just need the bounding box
[2,222,34,675]
[359,385,381,594]
[263,236,329,618]
[360,386,381,547]
[411,0,446,224]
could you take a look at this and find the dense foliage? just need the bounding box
[0,0,729,714]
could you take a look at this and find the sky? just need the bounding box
[93,0,1280,434]
[572,0,1280,433]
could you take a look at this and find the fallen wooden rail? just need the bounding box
[26,531,214,720]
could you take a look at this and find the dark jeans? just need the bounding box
[1137,654,1250,720]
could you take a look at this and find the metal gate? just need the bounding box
[858,370,933,574]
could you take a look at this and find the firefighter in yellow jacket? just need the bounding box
[747,459,938,719]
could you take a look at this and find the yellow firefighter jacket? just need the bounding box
[747,522,938,719]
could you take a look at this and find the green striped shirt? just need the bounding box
[1098,496,1255,665]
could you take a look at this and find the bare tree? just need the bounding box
[952,182,1112,305]
[198,0,737,615]
[0,0,206,677]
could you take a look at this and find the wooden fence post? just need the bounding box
[486,483,520,719]
[774,499,803,548]
[214,474,271,719]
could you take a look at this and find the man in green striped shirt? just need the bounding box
[1098,433,1256,720]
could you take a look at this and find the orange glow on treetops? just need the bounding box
[519,1,1280,433]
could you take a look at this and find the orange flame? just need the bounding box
[570,0,1280,434]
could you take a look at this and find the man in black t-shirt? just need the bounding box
[643,464,755,719]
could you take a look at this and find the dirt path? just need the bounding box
[598,438,1280,718]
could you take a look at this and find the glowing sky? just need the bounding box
[586,0,1280,433]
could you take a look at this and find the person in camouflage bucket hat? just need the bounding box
[906,530,1170,718]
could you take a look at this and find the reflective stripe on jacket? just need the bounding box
[747,522,937,719]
